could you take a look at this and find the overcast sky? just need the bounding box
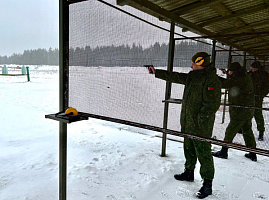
[0,0,58,56]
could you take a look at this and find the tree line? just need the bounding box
[0,48,59,65]
[70,41,231,68]
[0,41,234,67]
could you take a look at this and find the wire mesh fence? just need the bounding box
[69,0,269,155]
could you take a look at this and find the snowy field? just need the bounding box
[1,65,269,200]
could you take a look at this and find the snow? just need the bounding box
[1,65,269,200]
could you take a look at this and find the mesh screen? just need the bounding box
[69,0,269,152]
[69,0,170,128]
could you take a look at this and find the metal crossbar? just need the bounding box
[79,112,269,157]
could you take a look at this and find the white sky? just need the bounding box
[0,0,199,57]
[0,0,59,56]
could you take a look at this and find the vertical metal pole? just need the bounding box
[59,0,69,199]
[161,21,175,157]
[222,46,232,124]
[243,52,247,69]
[211,40,216,66]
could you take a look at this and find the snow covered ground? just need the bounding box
[1,65,269,200]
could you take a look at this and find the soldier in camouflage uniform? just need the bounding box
[148,52,221,199]
[212,62,257,161]
[248,61,269,141]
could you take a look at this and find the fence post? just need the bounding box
[26,67,30,82]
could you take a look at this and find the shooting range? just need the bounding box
[46,0,269,199]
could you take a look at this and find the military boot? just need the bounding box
[245,152,257,162]
[174,168,194,182]
[212,147,228,159]
[196,179,212,199]
[258,131,264,141]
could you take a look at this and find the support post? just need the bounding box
[222,46,232,124]
[243,52,247,69]
[211,40,216,65]
[26,67,30,82]
[161,21,175,157]
[59,0,69,199]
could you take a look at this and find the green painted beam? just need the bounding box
[170,0,224,15]
[197,3,269,27]
[219,20,269,35]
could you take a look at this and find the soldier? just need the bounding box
[249,61,269,141]
[212,62,257,161]
[148,52,221,199]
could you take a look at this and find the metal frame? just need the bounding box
[161,22,175,157]
[57,0,269,199]
[221,46,232,123]
[59,0,69,199]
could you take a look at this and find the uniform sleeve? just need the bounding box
[155,69,187,85]
[218,76,235,89]
[198,77,221,129]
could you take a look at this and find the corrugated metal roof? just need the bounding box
[117,0,269,60]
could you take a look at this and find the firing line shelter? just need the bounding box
[46,0,269,199]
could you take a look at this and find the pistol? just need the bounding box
[220,68,227,74]
[144,65,154,74]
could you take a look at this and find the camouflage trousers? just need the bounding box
[224,118,256,148]
[184,138,214,180]
[254,98,265,132]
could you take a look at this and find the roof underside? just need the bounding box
[117,0,269,61]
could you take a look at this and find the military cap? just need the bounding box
[228,62,241,71]
[192,52,211,67]
[251,61,262,69]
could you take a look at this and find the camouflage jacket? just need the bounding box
[248,70,269,101]
[220,69,254,120]
[155,65,221,137]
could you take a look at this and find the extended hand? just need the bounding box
[148,66,156,74]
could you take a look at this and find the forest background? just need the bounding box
[0,40,232,67]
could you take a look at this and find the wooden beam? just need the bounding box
[208,1,245,28]
[219,20,269,35]
[170,0,223,15]
[197,3,269,27]
[255,49,269,54]
[231,36,258,43]
[225,28,269,43]
[228,31,269,43]
[243,40,267,48]
[243,40,269,48]
[252,44,269,49]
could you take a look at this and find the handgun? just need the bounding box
[220,68,227,74]
[144,65,154,74]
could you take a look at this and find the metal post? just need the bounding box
[243,52,247,69]
[211,40,216,65]
[59,0,69,199]
[222,46,232,124]
[161,21,175,157]
[26,67,30,82]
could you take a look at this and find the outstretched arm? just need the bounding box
[148,66,187,85]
